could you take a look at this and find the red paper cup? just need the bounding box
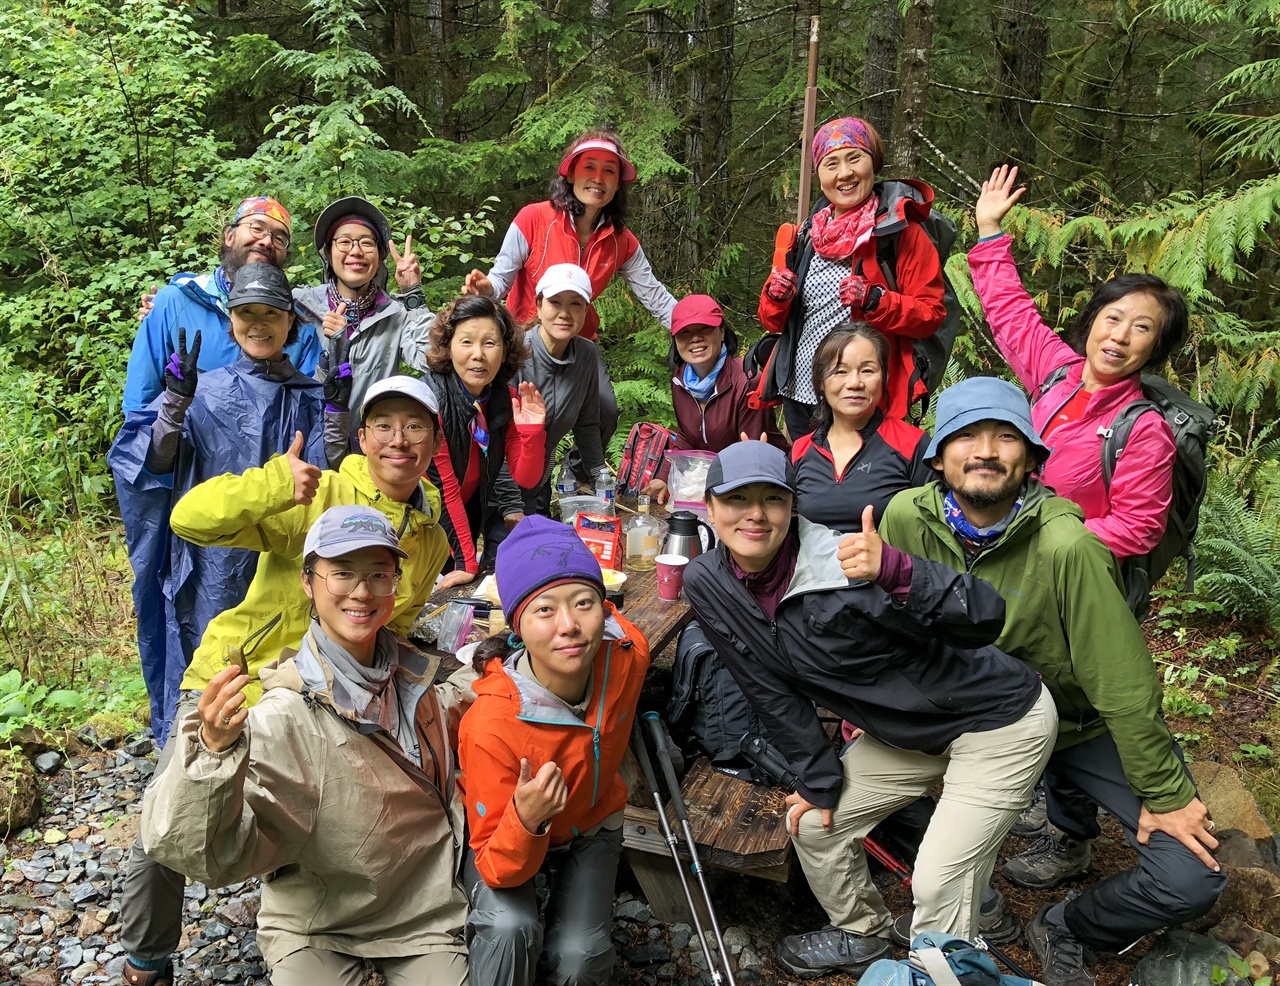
[655,554,689,602]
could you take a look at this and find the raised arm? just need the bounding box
[617,244,677,329]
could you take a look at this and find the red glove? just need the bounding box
[839,273,870,312]
[764,267,798,304]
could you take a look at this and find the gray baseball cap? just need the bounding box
[303,505,408,561]
[706,441,796,496]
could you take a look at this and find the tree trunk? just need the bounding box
[889,0,935,176]
[989,0,1047,166]
[681,0,735,272]
[862,0,901,144]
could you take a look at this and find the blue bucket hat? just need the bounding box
[925,377,1052,461]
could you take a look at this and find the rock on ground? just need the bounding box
[0,753,40,833]
[1189,761,1274,840]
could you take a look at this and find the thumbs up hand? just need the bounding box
[836,505,883,582]
[322,302,348,339]
[286,430,322,505]
[513,757,567,833]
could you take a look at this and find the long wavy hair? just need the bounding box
[549,126,630,232]
[426,295,529,391]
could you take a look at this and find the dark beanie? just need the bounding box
[495,515,604,628]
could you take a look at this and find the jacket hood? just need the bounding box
[169,271,228,316]
[911,478,1084,546]
[338,452,441,526]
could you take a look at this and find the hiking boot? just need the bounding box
[1011,784,1049,837]
[122,959,174,986]
[1002,831,1092,889]
[1026,903,1096,986]
[977,886,1021,945]
[776,925,891,978]
[887,888,1020,949]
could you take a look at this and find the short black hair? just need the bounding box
[1066,274,1187,371]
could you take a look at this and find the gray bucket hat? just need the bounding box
[924,376,1052,460]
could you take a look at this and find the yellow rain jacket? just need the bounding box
[172,453,449,704]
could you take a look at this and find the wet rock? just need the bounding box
[615,899,652,923]
[1258,931,1280,963]
[1131,930,1247,986]
[0,754,40,832]
[625,943,672,964]
[1216,829,1269,870]
[670,923,691,951]
[32,752,63,776]
[722,925,750,955]
[739,945,763,971]
[124,738,154,758]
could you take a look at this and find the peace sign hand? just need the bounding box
[388,234,422,292]
[836,505,883,582]
[164,327,202,400]
[511,381,547,427]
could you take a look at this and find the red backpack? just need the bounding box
[616,422,677,498]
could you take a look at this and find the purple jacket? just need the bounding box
[968,235,1175,559]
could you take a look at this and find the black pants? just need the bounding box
[1044,732,1225,951]
[783,397,816,442]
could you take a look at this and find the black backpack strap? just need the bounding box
[1035,363,1072,402]
[1099,399,1161,490]
[873,231,900,291]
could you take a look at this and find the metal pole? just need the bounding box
[644,713,737,986]
[796,16,821,226]
[629,724,721,985]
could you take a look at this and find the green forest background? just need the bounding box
[1,0,1279,739]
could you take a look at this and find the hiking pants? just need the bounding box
[463,825,622,986]
[119,692,198,963]
[268,948,467,986]
[1044,732,1226,951]
[567,349,618,482]
[793,686,1057,941]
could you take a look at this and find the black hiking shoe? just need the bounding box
[1027,903,1096,986]
[122,959,174,986]
[1002,830,1092,889]
[887,887,1020,948]
[776,925,891,978]
[1011,783,1049,837]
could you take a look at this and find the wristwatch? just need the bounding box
[403,288,427,310]
[863,285,885,313]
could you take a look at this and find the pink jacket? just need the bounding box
[968,235,1175,559]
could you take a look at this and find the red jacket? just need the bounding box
[458,606,650,888]
[757,180,946,419]
[490,201,676,341]
[660,356,788,481]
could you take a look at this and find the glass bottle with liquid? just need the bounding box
[624,495,663,572]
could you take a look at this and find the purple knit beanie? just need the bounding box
[495,515,604,628]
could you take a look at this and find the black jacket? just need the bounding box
[682,518,1043,809]
[790,410,934,532]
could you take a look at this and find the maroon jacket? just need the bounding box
[661,357,788,481]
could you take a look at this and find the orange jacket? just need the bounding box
[458,605,650,888]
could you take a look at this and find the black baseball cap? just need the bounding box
[227,263,293,310]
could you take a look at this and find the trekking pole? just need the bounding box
[629,723,722,985]
[796,16,821,226]
[643,712,738,986]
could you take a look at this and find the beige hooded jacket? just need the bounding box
[142,633,476,967]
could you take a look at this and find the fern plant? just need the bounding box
[1194,469,1280,632]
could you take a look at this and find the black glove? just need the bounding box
[323,333,354,411]
[163,328,201,400]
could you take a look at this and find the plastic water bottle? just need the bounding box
[594,465,615,506]
[555,462,576,497]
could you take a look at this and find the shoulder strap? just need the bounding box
[1100,399,1161,490]
[913,947,963,986]
[1035,363,1071,401]
[874,230,901,292]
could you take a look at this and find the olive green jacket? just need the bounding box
[880,480,1196,814]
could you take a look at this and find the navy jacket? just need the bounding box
[682,518,1043,809]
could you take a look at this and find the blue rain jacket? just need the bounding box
[109,356,325,743]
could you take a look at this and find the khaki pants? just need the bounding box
[269,948,468,986]
[793,685,1057,940]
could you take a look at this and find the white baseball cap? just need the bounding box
[359,375,440,421]
[535,263,593,304]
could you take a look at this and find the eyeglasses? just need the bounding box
[368,422,433,445]
[234,219,291,251]
[332,236,379,253]
[311,570,401,596]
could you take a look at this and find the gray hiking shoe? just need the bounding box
[1026,903,1096,986]
[888,888,1020,948]
[1011,784,1049,837]
[776,925,891,978]
[1003,831,1092,889]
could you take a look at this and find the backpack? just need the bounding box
[666,622,767,780]
[1037,366,1215,616]
[860,931,1043,986]
[868,208,962,410]
[616,422,677,499]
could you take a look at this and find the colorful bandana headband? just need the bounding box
[233,196,292,235]
[329,214,385,252]
[811,118,874,169]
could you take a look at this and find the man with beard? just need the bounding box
[122,196,320,412]
[867,377,1223,986]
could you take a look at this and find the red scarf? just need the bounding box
[808,194,879,262]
